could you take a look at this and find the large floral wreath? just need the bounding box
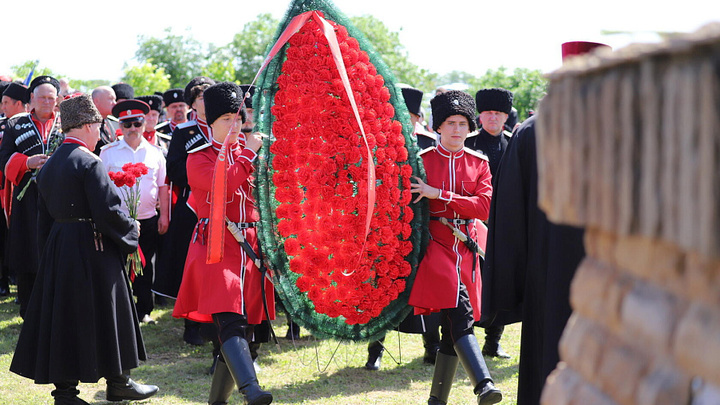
[254,0,428,340]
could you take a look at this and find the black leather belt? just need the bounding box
[430,216,473,226]
[55,217,93,223]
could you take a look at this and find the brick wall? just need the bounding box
[537,23,720,405]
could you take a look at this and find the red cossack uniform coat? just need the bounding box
[173,140,275,324]
[408,145,492,322]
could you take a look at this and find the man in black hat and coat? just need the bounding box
[156,88,188,136]
[0,81,28,296]
[401,85,437,150]
[157,76,215,346]
[10,94,158,404]
[463,87,515,359]
[0,75,63,317]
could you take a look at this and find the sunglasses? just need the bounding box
[121,121,144,129]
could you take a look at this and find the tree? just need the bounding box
[121,62,171,96]
[221,13,280,84]
[350,15,437,92]
[135,28,205,88]
[70,79,112,94]
[10,60,59,83]
[437,67,548,121]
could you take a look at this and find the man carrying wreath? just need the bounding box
[173,82,275,405]
[409,90,502,405]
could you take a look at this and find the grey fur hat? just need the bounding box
[59,94,103,133]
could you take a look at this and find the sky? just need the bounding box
[1,0,718,86]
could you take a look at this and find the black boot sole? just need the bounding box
[478,390,502,405]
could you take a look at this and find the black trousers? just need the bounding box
[212,312,249,344]
[438,282,475,356]
[134,215,159,317]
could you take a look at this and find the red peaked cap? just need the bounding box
[561,41,611,61]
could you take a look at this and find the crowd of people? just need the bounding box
[0,40,599,405]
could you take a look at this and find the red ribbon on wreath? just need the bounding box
[207,10,376,266]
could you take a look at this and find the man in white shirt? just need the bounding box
[100,99,169,324]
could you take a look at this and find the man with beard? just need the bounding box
[0,75,63,317]
[10,94,158,404]
[155,88,188,139]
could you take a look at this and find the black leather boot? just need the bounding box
[52,381,88,405]
[482,325,510,359]
[221,336,273,405]
[208,358,235,405]
[422,329,441,364]
[454,334,502,405]
[364,338,385,371]
[427,352,459,405]
[285,316,301,340]
[106,371,159,401]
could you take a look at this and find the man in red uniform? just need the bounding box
[173,82,274,405]
[408,90,501,405]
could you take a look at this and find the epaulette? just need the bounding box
[155,121,171,134]
[100,139,121,151]
[464,147,489,161]
[107,115,119,123]
[188,143,211,154]
[418,146,436,156]
[415,129,437,139]
[157,132,172,142]
[465,130,480,139]
[176,120,197,130]
[503,130,513,139]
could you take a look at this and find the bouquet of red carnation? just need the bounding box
[108,162,149,276]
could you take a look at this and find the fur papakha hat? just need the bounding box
[431,90,477,132]
[59,94,103,133]
[3,82,30,103]
[400,86,423,116]
[137,95,163,113]
[185,76,215,106]
[475,88,513,115]
[112,83,135,101]
[163,88,185,106]
[204,82,245,126]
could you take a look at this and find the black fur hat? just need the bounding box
[59,94,103,133]
[137,95,163,113]
[431,90,476,132]
[400,86,423,116]
[29,75,60,95]
[185,76,215,106]
[112,83,135,101]
[204,82,245,125]
[238,85,255,110]
[163,88,185,106]
[3,82,29,104]
[475,88,513,114]
[0,81,9,99]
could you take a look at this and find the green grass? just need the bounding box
[0,287,520,404]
